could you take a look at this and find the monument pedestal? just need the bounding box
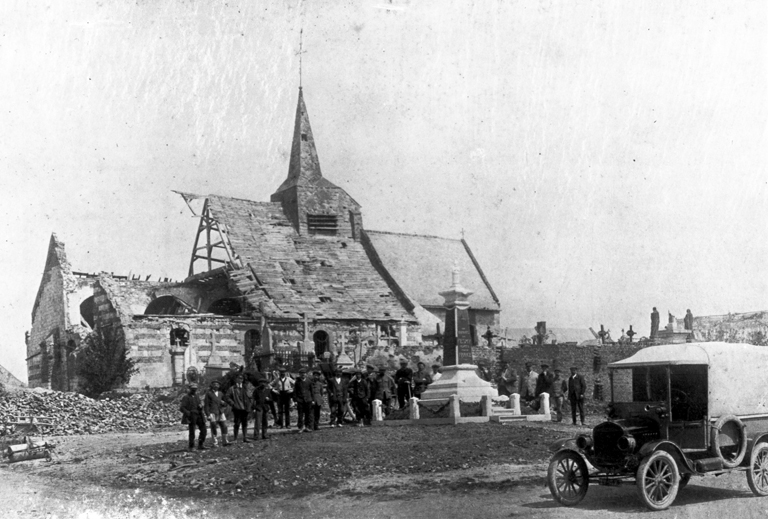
[419,364,498,402]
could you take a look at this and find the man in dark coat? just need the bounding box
[348,369,370,426]
[225,374,252,443]
[535,364,555,399]
[180,383,207,451]
[373,367,395,416]
[394,358,414,409]
[568,366,587,426]
[251,376,271,440]
[310,369,325,430]
[327,368,348,427]
[412,362,432,399]
[293,368,314,432]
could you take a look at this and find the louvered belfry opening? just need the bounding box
[307,214,338,236]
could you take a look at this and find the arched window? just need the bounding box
[145,295,195,315]
[80,296,95,328]
[207,298,242,316]
[313,330,329,357]
[170,328,190,348]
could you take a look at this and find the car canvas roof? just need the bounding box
[610,342,768,418]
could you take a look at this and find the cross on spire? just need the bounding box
[296,28,307,88]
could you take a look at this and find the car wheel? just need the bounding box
[636,450,680,511]
[747,442,768,496]
[547,450,590,506]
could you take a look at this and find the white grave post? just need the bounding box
[511,393,521,415]
[540,393,551,419]
[409,397,420,420]
[372,400,383,421]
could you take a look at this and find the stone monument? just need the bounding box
[419,264,497,403]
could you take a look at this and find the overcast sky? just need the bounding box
[1,1,765,382]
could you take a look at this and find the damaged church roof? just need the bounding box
[206,195,414,322]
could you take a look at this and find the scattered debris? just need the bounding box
[0,388,179,437]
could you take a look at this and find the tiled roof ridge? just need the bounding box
[207,193,281,206]
[365,229,461,242]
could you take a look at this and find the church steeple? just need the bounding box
[274,88,323,193]
[271,88,363,240]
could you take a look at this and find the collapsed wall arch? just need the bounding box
[145,295,195,315]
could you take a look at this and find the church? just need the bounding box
[27,89,501,390]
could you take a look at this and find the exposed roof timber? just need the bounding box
[182,265,229,284]
[461,238,500,305]
[172,190,205,217]
[186,198,241,277]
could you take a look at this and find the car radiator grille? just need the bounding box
[594,425,624,462]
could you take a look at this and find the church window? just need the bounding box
[80,296,95,328]
[307,214,338,236]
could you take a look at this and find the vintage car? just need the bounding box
[548,342,768,511]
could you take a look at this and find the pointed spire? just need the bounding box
[274,88,323,193]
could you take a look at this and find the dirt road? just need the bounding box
[2,423,768,518]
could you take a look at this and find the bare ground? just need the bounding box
[2,421,768,518]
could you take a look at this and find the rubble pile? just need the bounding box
[0,388,180,436]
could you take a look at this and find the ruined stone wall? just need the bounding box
[499,342,647,402]
[28,264,93,389]
[123,317,254,388]
[28,267,67,388]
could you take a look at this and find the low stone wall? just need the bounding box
[499,343,647,402]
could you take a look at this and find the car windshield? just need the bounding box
[611,366,668,403]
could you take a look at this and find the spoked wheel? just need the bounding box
[747,442,768,496]
[636,451,680,511]
[547,451,590,506]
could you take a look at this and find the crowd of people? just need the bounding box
[179,359,443,451]
[498,362,587,426]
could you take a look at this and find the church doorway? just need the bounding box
[313,330,329,357]
[244,329,261,366]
